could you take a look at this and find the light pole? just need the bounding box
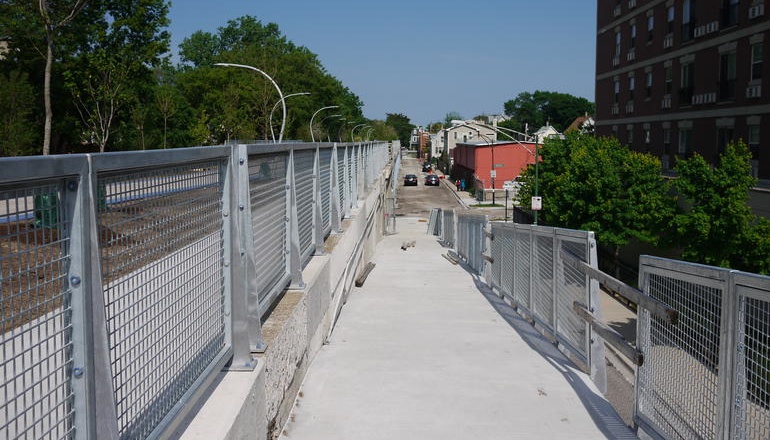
[350,123,367,142]
[320,114,342,141]
[309,105,339,142]
[214,63,287,143]
[269,92,310,142]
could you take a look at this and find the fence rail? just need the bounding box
[431,209,770,440]
[0,141,393,440]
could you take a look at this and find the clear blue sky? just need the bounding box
[168,0,597,126]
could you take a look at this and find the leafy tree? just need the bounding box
[0,70,38,156]
[516,133,675,258]
[385,113,413,149]
[443,111,463,126]
[503,90,594,133]
[671,141,770,273]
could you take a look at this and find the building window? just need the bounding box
[722,0,740,27]
[717,128,734,155]
[615,31,622,56]
[678,129,692,158]
[644,129,651,144]
[646,71,653,97]
[749,125,760,177]
[720,52,737,100]
[665,66,673,94]
[630,23,637,48]
[752,44,763,81]
[682,0,695,42]
[680,62,694,104]
[667,5,676,33]
[628,75,635,100]
[627,126,634,144]
[614,79,620,103]
[647,15,655,42]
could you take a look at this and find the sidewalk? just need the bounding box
[281,218,635,439]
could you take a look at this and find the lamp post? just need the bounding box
[320,114,342,141]
[309,105,339,142]
[269,92,310,142]
[214,63,287,143]
[337,120,350,142]
[350,123,367,142]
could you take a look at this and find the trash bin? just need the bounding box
[34,193,59,228]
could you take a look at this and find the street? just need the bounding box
[395,156,464,217]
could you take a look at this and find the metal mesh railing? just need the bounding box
[1,180,73,440]
[96,161,228,439]
[0,141,393,440]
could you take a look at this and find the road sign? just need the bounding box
[531,196,542,210]
[490,170,496,178]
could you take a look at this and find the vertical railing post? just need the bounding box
[330,144,342,232]
[313,145,325,255]
[286,149,304,288]
[67,156,119,439]
[233,145,266,354]
[342,146,351,218]
[225,146,261,364]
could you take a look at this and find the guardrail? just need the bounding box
[431,210,770,440]
[0,141,393,439]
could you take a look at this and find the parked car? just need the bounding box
[424,174,440,186]
[422,162,432,172]
[404,174,418,186]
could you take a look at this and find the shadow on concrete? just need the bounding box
[459,268,638,440]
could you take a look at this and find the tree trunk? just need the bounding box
[43,34,53,155]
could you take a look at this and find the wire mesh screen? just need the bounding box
[96,161,227,439]
[637,269,724,440]
[513,227,531,309]
[557,239,590,359]
[294,150,315,263]
[733,277,770,440]
[337,147,346,214]
[249,154,289,306]
[499,226,515,298]
[319,149,332,233]
[490,223,503,291]
[0,182,73,439]
[531,234,555,327]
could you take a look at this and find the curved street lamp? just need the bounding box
[309,105,339,142]
[350,123,368,142]
[214,62,287,143]
[268,92,310,142]
[320,114,342,141]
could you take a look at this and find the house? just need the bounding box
[595,0,768,178]
[565,114,595,134]
[452,140,538,200]
[433,120,497,160]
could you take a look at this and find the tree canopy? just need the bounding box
[502,90,595,134]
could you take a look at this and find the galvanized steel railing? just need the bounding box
[0,141,393,440]
[435,211,770,440]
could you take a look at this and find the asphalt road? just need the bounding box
[395,156,464,217]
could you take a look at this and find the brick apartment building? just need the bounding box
[595,0,769,178]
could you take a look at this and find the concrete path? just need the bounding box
[281,217,636,440]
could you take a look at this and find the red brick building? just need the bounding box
[452,141,538,191]
[595,0,769,178]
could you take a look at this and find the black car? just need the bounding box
[424,174,440,186]
[404,174,418,186]
[422,162,432,172]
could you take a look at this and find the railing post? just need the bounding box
[286,149,305,288]
[313,145,325,255]
[330,144,343,232]
[67,156,120,439]
[342,146,351,218]
[233,145,266,354]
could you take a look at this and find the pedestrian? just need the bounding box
[460,179,466,191]
[455,179,461,191]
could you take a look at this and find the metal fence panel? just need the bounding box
[513,226,531,309]
[637,258,728,440]
[294,150,315,263]
[732,273,770,440]
[499,225,515,298]
[555,235,591,361]
[1,180,74,440]
[490,223,504,291]
[248,153,290,307]
[531,232,555,327]
[319,148,332,234]
[95,160,228,439]
[337,147,347,216]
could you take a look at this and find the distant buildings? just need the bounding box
[595,0,769,178]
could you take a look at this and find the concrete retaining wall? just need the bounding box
[176,166,390,440]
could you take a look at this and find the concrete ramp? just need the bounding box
[282,217,636,440]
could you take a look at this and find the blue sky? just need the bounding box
[168,1,597,126]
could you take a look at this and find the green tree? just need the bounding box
[443,111,463,126]
[671,141,770,273]
[516,133,675,257]
[0,70,38,156]
[385,113,413,149]
[503,90,594,133]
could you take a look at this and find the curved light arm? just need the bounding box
[350,123,368,142]
[215,63,287,143]
[269,92,310,142]
[365,127,375,141]
[309,105,339,142]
